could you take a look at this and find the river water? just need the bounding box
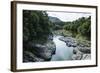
[51,36,74,61]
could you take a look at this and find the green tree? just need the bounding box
[23,10,53,44]
[78,16,91,39]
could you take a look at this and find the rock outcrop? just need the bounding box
[23,36,56,62]
[72,47,91,60]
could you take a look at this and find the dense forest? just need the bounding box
[23,10,53,44]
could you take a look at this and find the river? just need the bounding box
[51,36,74,61]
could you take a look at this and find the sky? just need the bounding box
[47,11,91,22]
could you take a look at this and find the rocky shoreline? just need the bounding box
[59,36,91,60]
[23,35,91,62]
[23,36,56,62]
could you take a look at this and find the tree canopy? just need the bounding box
[23,10,53,44]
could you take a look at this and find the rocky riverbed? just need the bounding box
[59,36,91,60]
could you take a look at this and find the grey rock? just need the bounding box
[81,54,91,60]
[77,46,91,54]
[72,48,83,60]
[23,51,44,62]
[77,40,91,47]
[72,46,91,60]
[23,40,56,62]
[59,36,77,47]
[59,36,91,60]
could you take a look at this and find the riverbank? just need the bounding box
[59,36,91,60]
[23,35,56,62]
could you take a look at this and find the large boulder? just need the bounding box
[72,46,91,60]
[23,51,44,62]
[77,46,91,54]
[72,48,83,60]
[23,40,56,62]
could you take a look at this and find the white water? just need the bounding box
[51,36,74,61]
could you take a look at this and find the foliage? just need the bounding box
[23,10,53,44]
[63,16,91,40]
[23,10,91,43]
[78,16,91,39]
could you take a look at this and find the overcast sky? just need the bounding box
[47,11,91,22]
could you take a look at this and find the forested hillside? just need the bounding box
[63,16,91,40]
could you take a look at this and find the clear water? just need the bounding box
[51,36,74,61]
